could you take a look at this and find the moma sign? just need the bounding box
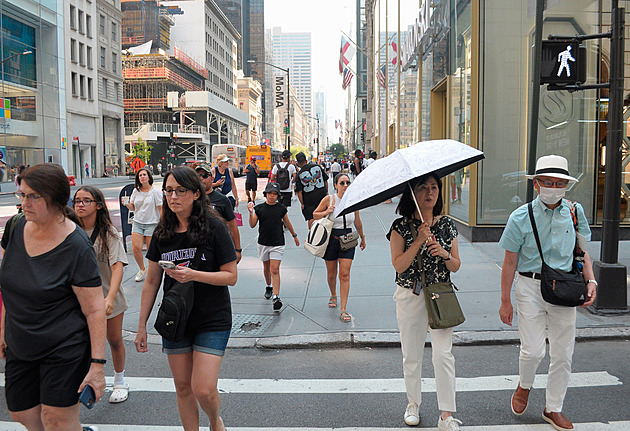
[275,75,287,109]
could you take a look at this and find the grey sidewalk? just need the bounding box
[115,187,630,349]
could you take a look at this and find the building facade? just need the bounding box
[0,0,66,180]
[236,72,262,145]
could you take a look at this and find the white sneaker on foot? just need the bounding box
[135,269,147,282]
[404,402,420,426]
[438,416,462,431]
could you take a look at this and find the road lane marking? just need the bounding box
[1,371,618,394]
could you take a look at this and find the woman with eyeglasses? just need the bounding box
[0,164,105,431]
[312,173,366,322]
[135,166,237,431]
[74,186,130,404]
[121,167,163,283]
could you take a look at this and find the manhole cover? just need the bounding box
[231,313,274,336]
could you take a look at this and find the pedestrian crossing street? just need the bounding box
[0,372,626,430]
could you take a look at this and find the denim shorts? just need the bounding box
[323,228,356,261]
[132,221,157,237]
[161,330,231,356]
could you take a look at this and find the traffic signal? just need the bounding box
[285,126,290,134]
[540,40,586,85]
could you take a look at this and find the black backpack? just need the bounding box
[275,163,290,189]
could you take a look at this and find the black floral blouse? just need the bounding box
[387,216,458,289]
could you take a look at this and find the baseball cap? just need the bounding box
[218,155,229,162]
[263,182,281,195]
[196,163,212,173]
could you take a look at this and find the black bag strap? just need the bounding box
[89,225,100,245]
[527,202,546,265]
[408,220,426,289]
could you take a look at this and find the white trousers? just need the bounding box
[395,284,456,412]
[515,276,577,412]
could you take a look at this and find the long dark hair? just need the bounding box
[20,164,81,225]
[74,186,116,256]
[134,167,153,190]
[153,166,220,245]
[396,173,443,219]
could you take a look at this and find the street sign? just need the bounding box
[540,41,586,85]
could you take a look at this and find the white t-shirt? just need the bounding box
[130,187,163,224]
[271,161,297,193]
[331,162,341,173]
[330,193,355,229]
[364,157,375,168]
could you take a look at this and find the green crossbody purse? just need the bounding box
[409,222,465,330]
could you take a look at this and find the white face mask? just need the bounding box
[538,186,566,205]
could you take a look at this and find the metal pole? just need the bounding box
[396,0,400,150]
[526,0,544,203]
[287,68,291,151]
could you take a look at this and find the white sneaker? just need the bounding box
[404,402,420,426]
[134,269,147,282]
[438,416,462,431]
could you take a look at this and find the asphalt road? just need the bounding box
[0,340,628,430]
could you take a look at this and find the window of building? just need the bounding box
[78,10,84,34]
[88,78,93,100]
[100,47,106,68]
[111,52,117,73]
[79,75,85,98]
[71,72,78,96]
[79,42,84,65]
[70,5,76,29]
[86,14,92,38]
[87,46,92,68]
[111,22,117,41]
[102,78,108,98]
[70,39,77,62]
[99,14,105,35]
[114,82,120,101]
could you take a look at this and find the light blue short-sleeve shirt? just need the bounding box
[498,197,591,273]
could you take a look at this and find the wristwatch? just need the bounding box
[587,279,598,286]
[292,233,298,238]
[235,248,242,252]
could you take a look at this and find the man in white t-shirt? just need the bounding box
[270,150,297,207]
[330,158,342,179]
[363,151,376,169]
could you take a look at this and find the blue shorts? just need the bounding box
[323,228,356,261]
[162,330,231,356]
[132,221,157,237]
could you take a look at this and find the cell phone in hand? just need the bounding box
[79,385,95,409]
[159,260,177,270]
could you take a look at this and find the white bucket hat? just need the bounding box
[525,154,578,182]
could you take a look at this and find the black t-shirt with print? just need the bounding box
[0,217,102,361]
[254,202,287,246]
[295,163,329,208]
[209,190,235,222]
[245,163,259,183]
[146,217,237,333]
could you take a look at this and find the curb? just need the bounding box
[121,326,630,350]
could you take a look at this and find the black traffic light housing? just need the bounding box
[540,40,586,85]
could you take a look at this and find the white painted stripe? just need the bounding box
[1,421,630,431]
[1,371,618,394]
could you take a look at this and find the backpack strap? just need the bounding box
[89,225,100,245]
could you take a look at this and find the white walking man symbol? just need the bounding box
[557,45,575,77]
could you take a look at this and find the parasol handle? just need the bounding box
[408,182,423,224]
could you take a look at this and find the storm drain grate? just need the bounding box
[230,313,275,336]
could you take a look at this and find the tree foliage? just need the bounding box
[132,138,153,163]
[329,144,346,159]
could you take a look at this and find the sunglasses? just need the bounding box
[198,173,210,179]
[338,181,351,186]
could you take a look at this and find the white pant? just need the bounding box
[515,275,577,412]
[395,284,456,412]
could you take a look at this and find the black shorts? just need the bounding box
[302,204,318,221]
[5,341,91,411]
[280,192,292,207]
[245,181,257,191]
[323,228,356,261]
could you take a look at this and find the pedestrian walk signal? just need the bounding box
[540,41,586,85]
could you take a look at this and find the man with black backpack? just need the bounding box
[270,150,297,207]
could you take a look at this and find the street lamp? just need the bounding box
[247,59,291,150]
[0,50,32,65]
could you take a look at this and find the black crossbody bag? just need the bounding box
[154,250,202,342]
[527,203,587,307]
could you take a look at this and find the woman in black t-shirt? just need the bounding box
[134,166,237,431]
[0,164,105,430]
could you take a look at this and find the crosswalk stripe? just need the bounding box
[1,371,617,394]
[1,422,630,430]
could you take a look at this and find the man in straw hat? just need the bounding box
[498,155,597,430]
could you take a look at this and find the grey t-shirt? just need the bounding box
[1,218,102,360]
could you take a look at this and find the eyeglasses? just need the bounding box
[163,187,190,197]
[537,178,569,188]
[338,181,351,186]
[15,192,43,202]
[73,198,95,206]
[198,173,210,179]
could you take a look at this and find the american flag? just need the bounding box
[377,64,386,89]
[342,67,354,90]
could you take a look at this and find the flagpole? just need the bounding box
[385,0,389,155]
[397,0,401,150]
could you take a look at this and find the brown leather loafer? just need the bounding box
[511,385,530,415]
[543,409,574,430]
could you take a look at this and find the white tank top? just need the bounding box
[330,193,355,229]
